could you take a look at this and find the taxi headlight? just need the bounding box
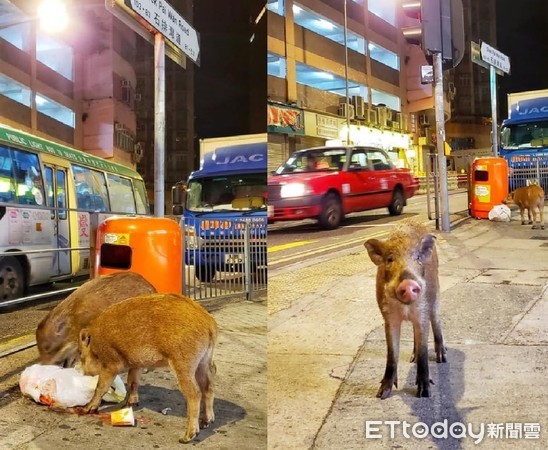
[280,183,311,198]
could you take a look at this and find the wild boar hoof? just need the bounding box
[376,378,397,399]
[409,353,416,363]
[532,225,538,230]
[199,417,213,429]
[179,430,198,444]
[542,225,545,230]
[528,221,533,225]
[416,382,431,398]
[521,221,526,225]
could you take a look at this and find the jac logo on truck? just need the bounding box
[215,154,264,165]
[518,106,548,115]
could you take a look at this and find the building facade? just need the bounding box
[0,0,195,213]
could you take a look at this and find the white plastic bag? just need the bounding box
[488,204,511,222]
[19,364,126,408]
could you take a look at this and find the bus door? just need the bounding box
[44,165,71,277]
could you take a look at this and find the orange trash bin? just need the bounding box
[94,216,182,293]
[469,157,509,219]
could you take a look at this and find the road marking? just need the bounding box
[268,240,317,253]
[269,230,389,265]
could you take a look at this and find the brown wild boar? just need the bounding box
[77,293,218,444]
[364,220,446,399]
[506,184,545,229]
[36,272,156,367]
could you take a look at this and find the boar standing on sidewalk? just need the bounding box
[506,184,545,229]
[76,293,218,444]
[364,220,446,399]
[36,272,156,367]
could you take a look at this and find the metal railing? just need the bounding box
[508,159,548,198]
[181,216,267,302]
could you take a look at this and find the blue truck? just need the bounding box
[500,90,548,194]
[174,141,267,282]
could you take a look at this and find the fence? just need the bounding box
[181,216,267,302]
[508,159,548,198]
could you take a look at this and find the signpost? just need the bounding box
[106,0,200,216]
[472,41,510,156]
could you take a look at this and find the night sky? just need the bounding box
[193,0,266,140]
[496,0,548,114]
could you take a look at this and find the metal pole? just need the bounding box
[343,0,350,145]
[433,53,450,232]
[490,65,498,156]
[154,33,166,217]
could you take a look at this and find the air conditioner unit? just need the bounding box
[134,93,142,102]
[351,95,365,119]
[378,106,389,127]
[338,102,355,120]
[132,142,144,163]
[121,79,131,88]
[393,113,402,130]
[366,107,378,125]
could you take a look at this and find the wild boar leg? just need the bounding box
[378,320,401,399]
[527,207,533,225]
[196,355,215,428]
[414,317,431,398]
[171,360,202,444]
[126,368,142,406]
[82,370,118,413]
[430,307,447,363]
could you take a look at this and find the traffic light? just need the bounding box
[402,0,464,70]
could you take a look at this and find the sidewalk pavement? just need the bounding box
[268,215,548,449]
[0,295,266,449]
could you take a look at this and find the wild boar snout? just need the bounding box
[396,279,422,304]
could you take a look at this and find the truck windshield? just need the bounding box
[501,121,548,149]
[186,174,267,213]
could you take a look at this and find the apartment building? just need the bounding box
[0,0,194,211]
[267,0,424,173]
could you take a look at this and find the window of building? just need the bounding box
[293,3,366,55]
[36,32,74,81]
[368,42,399,70]
[296,61,368,97]
[267,0,284,16]
[368,0,397,26]
[371,89,400,111]
[0,22,32,52]
[268,53,287,78]
[0,74,31,107]
[35,94,75,128]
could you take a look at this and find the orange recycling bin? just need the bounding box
[469,157,509,219]
[95,216,182,293]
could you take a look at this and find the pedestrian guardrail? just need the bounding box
[508,159,548,198]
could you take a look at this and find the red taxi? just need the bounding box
[267,146,419,229]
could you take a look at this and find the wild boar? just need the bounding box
[506,184,545,229]
[36,272,156,367]
[77,293,218,444]
[364,220,446,399]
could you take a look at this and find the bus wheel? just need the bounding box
[0,256,25,302]
[195,265,216,283]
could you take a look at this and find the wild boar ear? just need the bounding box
[418,234,436,262]
[54,318,67,337]
[79,329,91,347]
[364,239,384,266]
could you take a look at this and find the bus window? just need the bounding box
[72,164,109,211]
[0,146,16,203]
[12,149,44,206]
[133,179,148,214]
[44,167,54,219]
[107,173,136,213]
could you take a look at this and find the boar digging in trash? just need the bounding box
[76,293,218,444]
[364,220,447,399]
[36,272,156,367]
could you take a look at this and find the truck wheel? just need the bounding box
[0,256,25,302]
[388,189,405,216]
[319,193,343,229]
[195,265,216,283]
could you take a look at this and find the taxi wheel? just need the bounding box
[388,189,404,216]
[0,256,25,302]
[319,193,343,229]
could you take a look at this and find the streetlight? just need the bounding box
[37,0,69,33]
[343,0,351,145]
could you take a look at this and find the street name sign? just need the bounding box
[480,41,510,74]
[126,0,199,64]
